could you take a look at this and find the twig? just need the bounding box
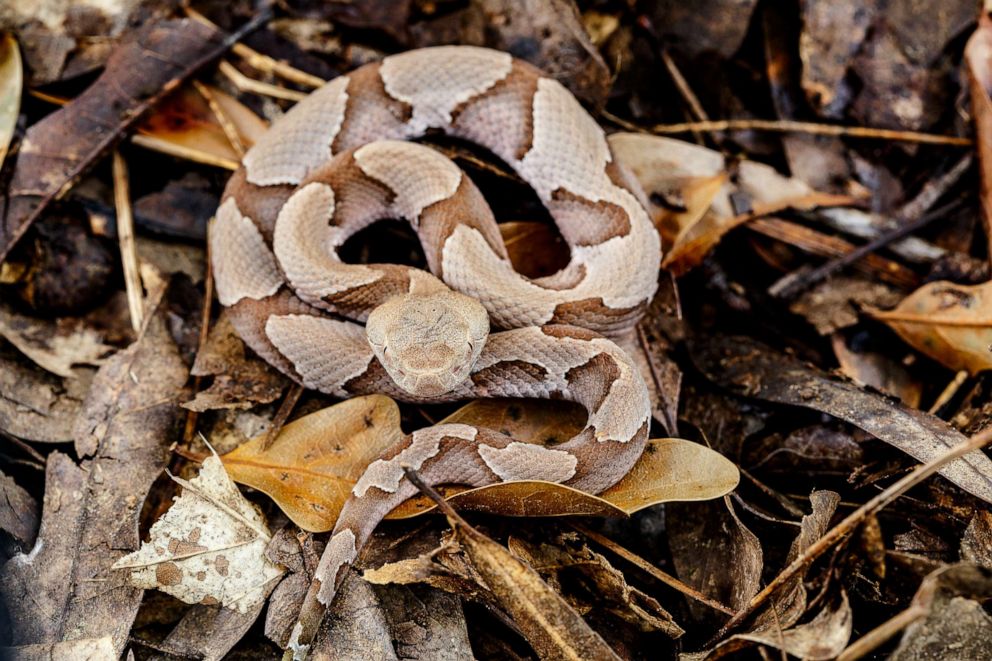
[193,80,245,156]
[260,382,304,451]
[770,193,965,300]
[185,7,326,88]
[602,111,972,147]
[928,370,970,415]
[572,523,734,615]
[218,60,308,102]
[111,151,143,332]
[835,603,928,661]
[709,425,992,644]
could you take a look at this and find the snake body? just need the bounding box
[208,46,661,655]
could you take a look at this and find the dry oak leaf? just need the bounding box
[0,32,21,169]
[608,133,856,275]
[113,454,285,614]
[221,394,404,532]
[869,279,992,374]
[964,12,992,259]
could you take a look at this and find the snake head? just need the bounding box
[366,290,489,397]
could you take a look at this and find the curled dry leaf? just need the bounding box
[690,334,992,505]
[113,454,285,614]
[869,279,992,374]
[608,133,856,275]
[0,349,91,443]
[222,395,404,532]
[0,32,21,169]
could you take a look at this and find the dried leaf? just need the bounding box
[0,470,37,548]
[434,485,623,661]
[222,395,404,532]
[869,280,992,375]
[609,133,855,274]
[890,563,992,660]
[668,497,762,621]
[0,349,90,443]
[500,221,570,280]
[690,334,992,504]
[0,303,112,377]
[113,454,286,613]
[509,533,684,637]
[0,33,21,169]
[961,510,992,569]
[156,603,269,661]
[0,291,187,655]
[185,310,288,411]
[0,18,224,261]
[701,593,852,660]
[135,84,267,170]
[0,636,116,661]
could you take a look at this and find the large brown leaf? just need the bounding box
[966,12,992,261]
[869,279,992,374]
[221,395,404,532]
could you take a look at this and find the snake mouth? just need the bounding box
[379,343,475,397]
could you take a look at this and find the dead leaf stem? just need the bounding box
[111,151,143,333]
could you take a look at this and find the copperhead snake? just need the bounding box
[208,46,661,656]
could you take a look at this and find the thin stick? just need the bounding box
[193,80,245,156]
[572,523,734,615]
[928,370,970,415]
[710,426,992,643]
[835,604,928,661]
[184,7,325,88]
[111,151,144,332]
[218,60,308,102]
[260,382,304,451]
[602,112,972,147]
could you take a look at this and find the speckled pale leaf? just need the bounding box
[112,455,285,613]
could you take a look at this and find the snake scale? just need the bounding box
[208,46,662,656]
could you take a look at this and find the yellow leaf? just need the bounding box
[0,33,22,170]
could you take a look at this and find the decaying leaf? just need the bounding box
[508,532,684,637]
[701,592,852,660]
[0,32,21,169]
[0,290,187,655]
[690,334,992,504]
[418,474,623,661]
[222,395,404,532]
[608,132,856,274]
[185,310,288,411]
[961,510,992,569]
[0,470,37,548]
[0,348,91,443]
[0,636,117,661]
[0,303,112,377]
[0,17,223,262]
[114,454,285,613]
[869,279,992,374]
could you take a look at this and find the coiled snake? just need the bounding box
[208,46,661,656]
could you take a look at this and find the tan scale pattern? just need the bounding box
[477,442,578,482]
[264,315,373,396]
[210,199,283,306]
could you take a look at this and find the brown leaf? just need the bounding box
[0,470,37,548]
[0,303,112,378]
[961,510,992,569]
[0,17,231,262]
[222,395,404,532]
[185,310,288,411]
[609,133,855,275]
[668,497,763,621]
[0,636,116,660]
[690,334,992,504]
[889,564,992,660]
[0,33,21,169]
[508,532,684,638]
[423,476,623,661]
[869,279,992,375]
[0,287,188,655]
[135,84,267,170]
[702,592,852,660]
[0,348,91,443]
[500,221,570,280]
[831,332,922,408]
